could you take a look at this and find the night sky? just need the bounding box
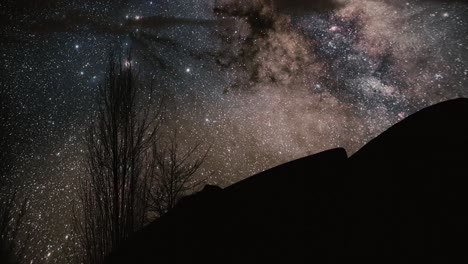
[1,0,467,263]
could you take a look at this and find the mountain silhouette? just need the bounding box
[106,98,468,263]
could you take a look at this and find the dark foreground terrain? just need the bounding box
[107,98,468,263]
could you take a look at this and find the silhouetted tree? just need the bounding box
[148,130,210,217]
[73,51,211,263]
[73,52,163,264]
[0,187,28,264]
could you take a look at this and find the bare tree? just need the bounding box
[148,130,210,217]
[0,189,17,264]
[0,186,28,264]
[73,50,211,263]
[73,51,163,264]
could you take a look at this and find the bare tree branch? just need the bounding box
[0,185,29,264]
[148,129,211,217]
[72,51,163,264]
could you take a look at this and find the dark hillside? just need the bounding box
[107,98,468,263]
[344,98,468,260]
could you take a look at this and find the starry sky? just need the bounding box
[1,0,467,263]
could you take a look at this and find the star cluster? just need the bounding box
[1,0,467,263]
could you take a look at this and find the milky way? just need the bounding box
[1,0,467,262]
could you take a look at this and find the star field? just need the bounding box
[1,0,467,263]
